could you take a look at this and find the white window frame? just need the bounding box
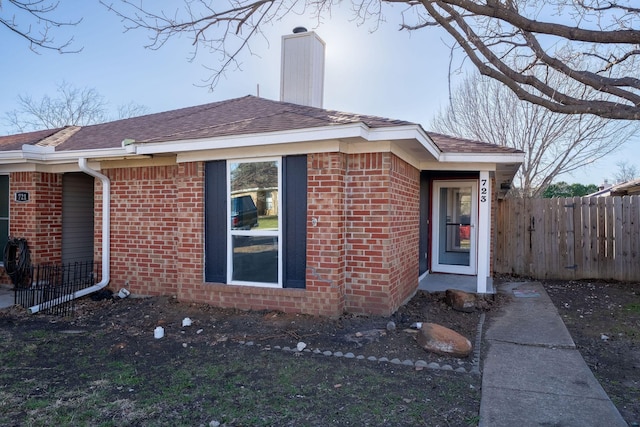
[226,157,283,288]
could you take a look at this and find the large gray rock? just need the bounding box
[416,323,473,358]
[445,289,477,313]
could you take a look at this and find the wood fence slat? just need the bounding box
[628,196,640,281]
[595,197,608,279]
[572,196,583,280]
[557,198,569,279]
[605,197,614,276]
[578,197,587,278]
[622,197,632,281]
[515,197,526,275]
[613,197,624,280]
[495,200,505,272]
[588,197,599,279]
[547,198,556,279]
[532,198,545,277]
[565,197,576,280]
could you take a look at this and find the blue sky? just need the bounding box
[0,1,635,186]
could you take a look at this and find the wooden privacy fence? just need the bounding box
[495,196,640,281]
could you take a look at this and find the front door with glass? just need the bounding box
[431,180,478,275]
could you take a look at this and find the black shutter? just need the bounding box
[283,155,307,288]
[204,160,227,283]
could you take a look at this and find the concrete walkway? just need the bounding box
[480,281,627,427]
[0,285,13,309]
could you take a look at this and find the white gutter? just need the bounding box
[28,158,111,314]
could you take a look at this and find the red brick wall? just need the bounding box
[104,165,180,295]
[175,162,205,295]
[344,153,420,315]
[345,153,389,313]
[9,172,62,264]
[388,155,420,311]
[304,153,347,315]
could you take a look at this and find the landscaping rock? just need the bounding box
[445,289,477,313]
[416,323,472,358]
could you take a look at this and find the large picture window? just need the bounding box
[228,159,281,286]
[205,156,307,289]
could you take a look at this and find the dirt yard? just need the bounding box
[542,279,640,425]
[0,290,495,426]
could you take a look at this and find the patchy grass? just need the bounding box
[256,215,278,230]
[624,302,640,314]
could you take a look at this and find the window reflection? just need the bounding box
[232,235,279,283]
[229,161,279,231]
[442,186,472,255]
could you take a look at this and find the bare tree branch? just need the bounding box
[431,73,638,197]
[101,0,640,119]
[427,0,640,43]
[4,81,148,132]
[0,0,81,53]
[414,0,640,119]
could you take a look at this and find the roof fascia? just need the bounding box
[130,123,440,158]
[132,123,370,155]
[0,145,131,165]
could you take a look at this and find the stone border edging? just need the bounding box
[236,313,485,375]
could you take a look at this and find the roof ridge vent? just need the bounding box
[36,126,81,148]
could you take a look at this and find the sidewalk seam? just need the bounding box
[482,384,615,402]
[486,338,576,350]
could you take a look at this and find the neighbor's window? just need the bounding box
[228,159,281,286]
[0,175,9,259]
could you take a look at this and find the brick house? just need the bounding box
[0,30,523,316]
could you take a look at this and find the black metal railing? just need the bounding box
[14,260,100,316]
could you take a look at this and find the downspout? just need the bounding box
[28,158,110,314]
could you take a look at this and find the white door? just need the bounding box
[431,180,478,274]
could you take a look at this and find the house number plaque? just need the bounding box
[480,179,488,203]
[15,191,30,203]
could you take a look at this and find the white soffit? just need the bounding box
[421,161,497,172]
[438,152,524,164]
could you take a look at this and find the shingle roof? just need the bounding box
[54,95,413,151]
[0,95,522,156]
[0,127,64,151]
[428,132,523,155]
